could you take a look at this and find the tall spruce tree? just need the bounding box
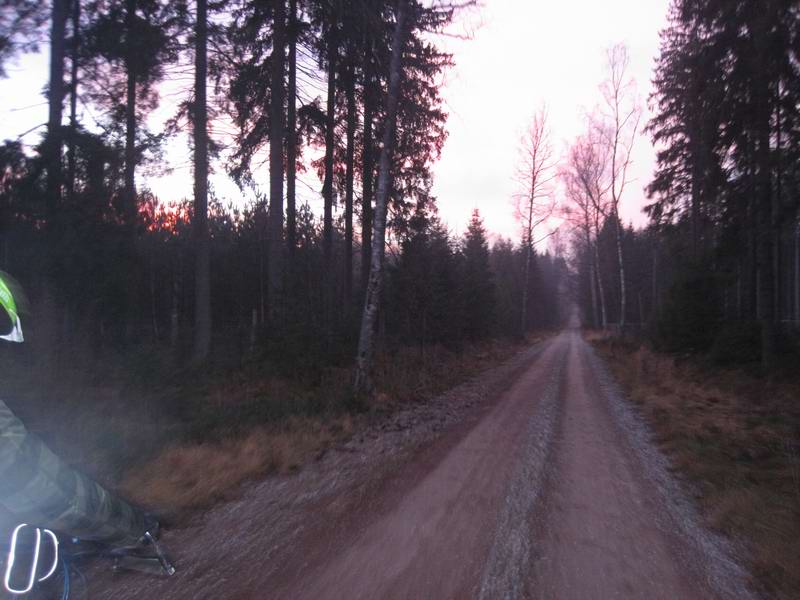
[460,209,494,340]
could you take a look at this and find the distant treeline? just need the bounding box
[1,184,566,366]
[568,0,800,368]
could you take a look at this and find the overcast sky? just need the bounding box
[432,0,670,242]
[0,0,670,243]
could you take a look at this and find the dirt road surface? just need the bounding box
[94,329,758,599]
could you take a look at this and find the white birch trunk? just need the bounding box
[614,212,626,328]
[353,0,408,396]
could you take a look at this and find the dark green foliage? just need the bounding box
[709,321,761,366]
[489,238,522,337]
[491,239,565,336]
[387,202,461,346]
[644,0,800,368]
[0,0,541,384]
[573,215,658,329]
[384,204,563,348]
[534,252,567,328]
[83,0,181,87]
[460,209,494,340]
[653,262,720,353]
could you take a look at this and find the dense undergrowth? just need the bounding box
[0,336,528,520]
[592,333,800,600]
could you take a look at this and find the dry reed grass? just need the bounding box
[122,416,355,517]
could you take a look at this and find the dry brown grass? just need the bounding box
[116,338,526,520]
[594,338,800,600]
[582,328,616,343]
[1,335,529,527]
[121,416,355,517]
[374,338,525,406]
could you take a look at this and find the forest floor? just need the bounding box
[592,333,800,600]
[0,335,533,521]
[86,328,757,599]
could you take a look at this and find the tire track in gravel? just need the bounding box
[579,335,758,600]
[273,336,569,600]
[526,330,757,600]
[477,341,566,599]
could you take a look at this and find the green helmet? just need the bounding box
[0,272,23,343]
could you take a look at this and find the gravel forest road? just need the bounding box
[97,328,758,600]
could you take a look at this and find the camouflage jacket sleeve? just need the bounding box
[0,399,152,546]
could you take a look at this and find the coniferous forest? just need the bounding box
[1,1,800,598]
[568,1,800,370]
[0,0,566,382]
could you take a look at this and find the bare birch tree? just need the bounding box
[513,107,557,338]
[594,43,641,329]
[561,132,611,329]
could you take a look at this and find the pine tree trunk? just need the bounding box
[285,0,297,259]
[520,240,531,337]
[520,163,537,337]
[353,0,407,397]
[322,27,336,329]
[150,245,159,340]
[268,0,285,323]
[614,212,626,329]
[250,308,257,353]
[794,218,799,325]
[258,206,265,326]
[170,272,179,348]
[748,194,758,319]
[773,82,783,323]
[43,0,67,358]
[754,22,776,369]
[593,222,608,329]
[66,0,80,201]
[344,52,356,313]
[124,0,137,227]
[46,0,67,218]
[586,227,598,328]
[737,262,743,319]
[122,0,138,340]
[192,0,211,363]
[652,245,659,319]
[361,60,374,296]
[757,195,776,368]
[690,134,700,257]
[774,230,782,323]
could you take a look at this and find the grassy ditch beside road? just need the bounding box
[591,333,800,600]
